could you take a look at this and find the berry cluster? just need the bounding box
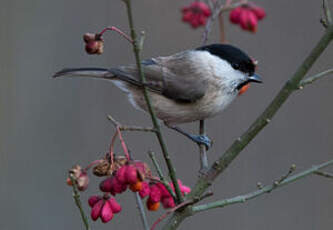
[68,158,191,224]
[229,4,266,33]
[182,1,211,28]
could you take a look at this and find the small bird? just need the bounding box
[54,44,262,149]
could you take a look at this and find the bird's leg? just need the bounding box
[165,123,212,150]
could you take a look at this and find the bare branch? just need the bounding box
[107,115,156,132]
[192,159,333,213]
[68,172,90,230]
[135,192,150,230]
[298,68,333,89]
[123,0,184,203]
[314,170,333,179]
[322,0,332,28]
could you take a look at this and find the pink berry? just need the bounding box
[229,7,242,24]
[88,195,102,208]
[161,197,176,209]
[116,166,128,184]
[100,200,114,223]
[91,199,104,221]
[108,198,122,214]
[125,165,138,184]
[139,182,150,198]
[99,177,113,192]
[251,6,266,20]
[149,184,162,203]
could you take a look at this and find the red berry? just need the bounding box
[149,184,162,203]
[161,197,176,209]
[147,199,160,211]
[99,177,113,192]
[139,182,150,198]
[116,166,128,184]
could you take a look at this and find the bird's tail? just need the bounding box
[53,67,114,80]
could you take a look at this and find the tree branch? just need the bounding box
[135,192,150,230]
[69,173,90,230]
[163,23,333,230]
[122,0,183,203]
[107,115,156,132]
[298,68,333,88]
[314,170,333,179]
[192,159,333,213]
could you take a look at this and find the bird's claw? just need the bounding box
[189,135,212,150]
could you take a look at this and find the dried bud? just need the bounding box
[77,172,89,191]
[83,33,96,43]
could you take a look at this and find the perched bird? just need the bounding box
[54,44,262,149]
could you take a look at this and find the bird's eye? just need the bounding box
[232,63,240,70]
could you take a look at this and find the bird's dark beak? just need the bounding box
[248,73,263,83]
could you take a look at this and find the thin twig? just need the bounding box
[123,0,183,203]
[148,151,177,199]
[69,173,90,230]
[135,192,150,230]
[199,120,209,171]
[273,164,296,187]
[98,26,133,43]
[107,115,156,132]
[192,159,333,213]
[314,170,333,179]
[163,21,333,230]
[298,68,333,88]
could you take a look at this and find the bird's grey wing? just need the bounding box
[111,51,209,103]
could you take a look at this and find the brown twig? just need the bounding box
[107,115,156,132]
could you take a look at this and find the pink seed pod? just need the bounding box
[108,197,122,214]
[156,183,170,198]
[99,177,113,192]
[247,11,258,32]
[139,182,150,198]
[88,195,102,208]
[161,197,176,209]
[229,7,242,24]
[251,6,266,20]
[115,165,128,184]
[91,199,104,221]
[111,177,127,194]
[149,184,162,203]
[125,165,138,184]
[180,185,191,194]
[100,200,114,223]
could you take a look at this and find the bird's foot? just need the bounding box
[188,134,212,150]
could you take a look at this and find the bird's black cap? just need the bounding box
[196,44,255,75]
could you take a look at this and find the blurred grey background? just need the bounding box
[1,0,333,229]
